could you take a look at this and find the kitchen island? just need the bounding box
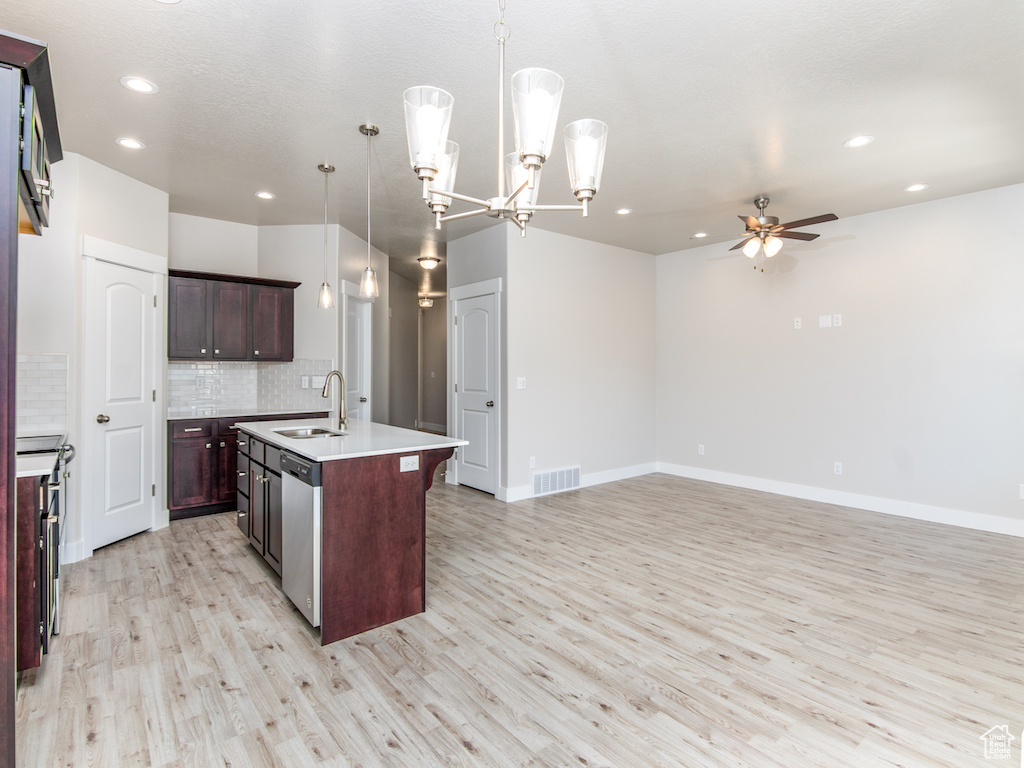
[234,418,466,644]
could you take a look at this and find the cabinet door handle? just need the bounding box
[238,512,246,518]
[237,471,247,478]
[220,441,226,447]
[183,427,202,433]
[200,348,206,354]
[214,349,220,355]
[238,441,247,447]
[254,350,260,356]
[206,443,212,449]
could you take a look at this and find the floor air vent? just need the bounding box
[532,466,581,496]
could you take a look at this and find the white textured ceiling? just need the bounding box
[3,0,1024,289]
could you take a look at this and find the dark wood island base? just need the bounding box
[319,447,453,645]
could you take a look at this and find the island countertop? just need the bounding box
[234,417,467,462]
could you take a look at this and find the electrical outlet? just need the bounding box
[794,317,802,330]
[399,455,419,472]
[529,456,536,468]
[833,313,842,327]
[834,462,843,476]
[517,377,527,389]
[698,444,705,456]
[431,371,435,379]
[819,315,832,328]
[301,376,309,389]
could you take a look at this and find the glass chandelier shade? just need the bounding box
[427,141,460,208]
[403,87,454,180]
[511,68,564,167]
[505,152,541,207]
[317,281,334,309]
[564,119,608,200]
[418,295,434,308]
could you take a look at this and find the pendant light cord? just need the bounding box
[324,167,329,280]
[366,132,372,269]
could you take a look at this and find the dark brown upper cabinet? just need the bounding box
[168,270,298,361]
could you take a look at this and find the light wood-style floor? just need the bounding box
[15,472,1024,767]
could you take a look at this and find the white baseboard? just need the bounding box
[60,538,88,565]
[657,462,1024,538]
[501,462,659,504]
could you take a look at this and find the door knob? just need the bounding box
[359,397,367,402]
[96,414,110,423]
[486,401,494,407]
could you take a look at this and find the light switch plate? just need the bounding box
[301,376,309,389]
[400,455,419,472]
[516,377,526,389]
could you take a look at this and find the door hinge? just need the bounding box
[454,316,457,325]
[454,383,457,392]
[151,484,156,497]
[152,389,156,402]
[153,295,157,308]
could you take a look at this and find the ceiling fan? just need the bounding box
[730,196,838,267]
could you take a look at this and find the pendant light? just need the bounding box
[359,124,380,299]
[418,294,433,308]
[317,163,336,309]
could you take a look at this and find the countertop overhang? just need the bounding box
[234,417,467,462]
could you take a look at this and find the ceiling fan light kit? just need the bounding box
[402,0,608,237]
[731,196,838,271]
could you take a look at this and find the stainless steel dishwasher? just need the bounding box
[280,451,323,627]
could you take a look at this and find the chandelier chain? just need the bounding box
[494,0,510,42]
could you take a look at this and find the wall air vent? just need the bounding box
[532,466,581,497]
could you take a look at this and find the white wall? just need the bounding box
[18,153,170,562]
[257,223,390,422]
[506,228,658,496]
[168,213,258,274]
[656,183,1024,530]
[389,270,419,429]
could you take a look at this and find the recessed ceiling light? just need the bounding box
[115,137,145,150]
[843,135,875,148]
[255,191,275,200]
[119,76,158,94]
[904,183,929,192]
[615,208,632,215]
[693,232,708,238]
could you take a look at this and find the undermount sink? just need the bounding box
[273,427,346,439]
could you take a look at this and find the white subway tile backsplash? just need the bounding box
[258,359,334,413]
[16,354,68,434]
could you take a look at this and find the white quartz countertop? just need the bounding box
[16,452,58,478]
[234,417,468,462]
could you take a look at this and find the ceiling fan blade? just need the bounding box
[739,215,760,230]
[729,236,755,251]
[779,213,838,230]
[776,230,820,241]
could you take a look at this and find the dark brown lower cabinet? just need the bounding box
[241,436,282,575]
[168,412,325,520]
[16,475,47,672]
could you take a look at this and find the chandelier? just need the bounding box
[402,0,608,236]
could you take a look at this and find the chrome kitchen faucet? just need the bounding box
[321,370,348,431]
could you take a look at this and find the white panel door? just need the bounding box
[85,258,157,549]
[456,293,497,493]
[342,294,372,421]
